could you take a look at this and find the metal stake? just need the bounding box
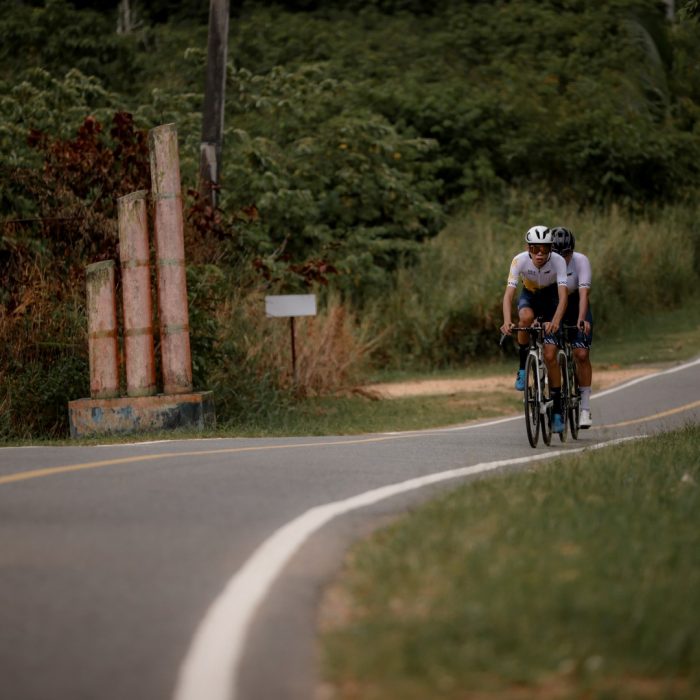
[290,316,297,383]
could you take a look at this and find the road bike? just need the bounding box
[508,324,553,448]
[558,324,584,440]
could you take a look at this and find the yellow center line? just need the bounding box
[593,399,700,430]
[0,434,414,487]
[2,400,699,487]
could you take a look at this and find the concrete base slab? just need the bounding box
[68,391,215,438]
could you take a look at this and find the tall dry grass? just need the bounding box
[292,295,381,396]
[213,290,379,402]
[367,199,700,370]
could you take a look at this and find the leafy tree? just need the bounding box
[217,63,444,301]
[0,0,137,90]
[679,0,699,20]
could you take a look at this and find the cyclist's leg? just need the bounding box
[540,286,565,431]
[574,348,592,386]
[516,291,536,346]
[514,291,536,390]
[543,342,560,388]
[572,306,593,383]
[562,291,587,384]
[539,285,561,390]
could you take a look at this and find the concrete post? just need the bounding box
[86,260,120,399]
[118,190,157,397]
[149,124,193,395]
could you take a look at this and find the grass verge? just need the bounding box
[319,425,700,700]
[235,390,520,437]
[592,298,700,367]
[31,390,519,446]
[3,302,697,445]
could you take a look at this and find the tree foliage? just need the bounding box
[230,1,700,207]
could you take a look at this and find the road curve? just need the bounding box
[0,357,698,700]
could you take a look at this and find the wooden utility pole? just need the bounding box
[199,0,230,208]
[117,0,136,34]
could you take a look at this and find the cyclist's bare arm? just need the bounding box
[578,287,591,334]
[501,286,516,335]
[544,285,568,334]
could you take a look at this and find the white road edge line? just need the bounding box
[592,356,700,400]
[172,434,644,700]
[383,356,700,436]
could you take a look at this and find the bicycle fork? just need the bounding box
[535,357,552,417]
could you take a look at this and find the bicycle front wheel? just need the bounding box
[569,368,580,439]
[557,350,569,443]
[524,353,540,448]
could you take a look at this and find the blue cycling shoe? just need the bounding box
[514,369,526,391]
[552,413,565,433]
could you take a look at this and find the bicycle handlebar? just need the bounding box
[499,319,584,347]
[508,326,547,333]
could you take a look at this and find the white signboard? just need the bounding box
[265,294,317,318]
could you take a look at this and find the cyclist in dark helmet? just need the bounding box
[501,225,569,434]
[550,226,593,428]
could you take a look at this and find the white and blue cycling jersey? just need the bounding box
[564,252,592,294]
[507,251,568,291]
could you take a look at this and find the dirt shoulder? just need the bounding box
[363,366,657,399]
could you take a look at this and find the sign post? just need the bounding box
[265,294,317,383]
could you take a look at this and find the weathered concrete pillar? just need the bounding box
[118,190,157,397]
[149,124,193,395]
[86,260,120,399]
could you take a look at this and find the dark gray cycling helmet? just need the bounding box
[550,226,575,254]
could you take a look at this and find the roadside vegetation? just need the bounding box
[6,300,699,445]
[319,424,700,699]
[1,1,700,440]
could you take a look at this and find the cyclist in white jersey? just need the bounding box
[550,226,593,428]
[501,225,569,433]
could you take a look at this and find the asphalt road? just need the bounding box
[1,357,698,700]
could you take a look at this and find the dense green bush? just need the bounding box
[221,64,444,302]
[0,0,138,91]
[231,1,700,206]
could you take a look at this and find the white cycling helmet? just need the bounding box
[525,225,552,244]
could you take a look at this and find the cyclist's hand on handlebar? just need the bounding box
[544,319,560,334]
[578,320,591,335]
[500,321,514,335]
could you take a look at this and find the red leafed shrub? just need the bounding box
[27,112,149,202]
[20,111,150,264]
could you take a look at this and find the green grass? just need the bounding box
[593,298,700,367]
[320,425,700,700]
[2,389,518,447]
[230,390,520,437]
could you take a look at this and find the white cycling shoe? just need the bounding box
[579,409,592,429]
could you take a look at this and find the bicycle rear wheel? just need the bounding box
[524,353,540,447]
[569,368,580,439]
[557,350,569,443]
